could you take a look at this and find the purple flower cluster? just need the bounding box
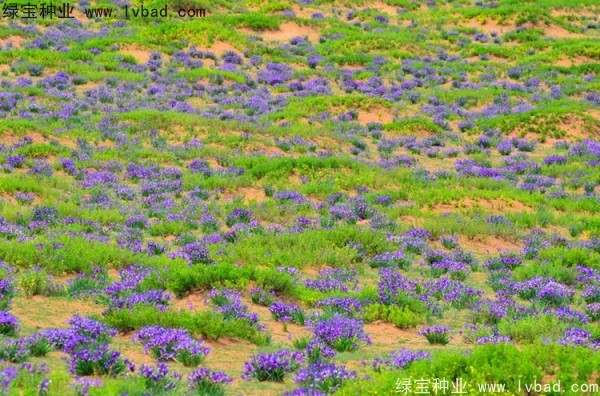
[207,289,261,327]
[369,250,411,269]
[586,303,600,321]
[544,155,567,165]
[308,315,371,352]
[483,252,523,271]
[429,257,469,280]
[68,342,132,377]
[132,326,210,366]
[0,311,19,336]
[418,325,452,345]
[293,360,357,394]
[139,362,181,393]
[517,277,574,307]
[270,301,305,324]
[315,297,363,317]
[107,290,172,312]
[242,350,305,382]
[557,328,599,349]
[188,367,232,395]
[168,242,212,265]
[250,287,275,306]
[425,277,483,309]
[71,377,102,396]
[475,335,513,345]
[372,348,430,371]
[305,268,358,293]
[67,315,117,345]
[377,268,419,305]
[305,340,336,364]
[225,208,254,227]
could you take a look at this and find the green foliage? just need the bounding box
[339,343,599,396]
[362,303,423,329]
[17,267,64,298]
[497,315,566,344]
[102,306,270,345]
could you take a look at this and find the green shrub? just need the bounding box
[497,315,566,344]
[338,344,599,396]
[363,303,423,329]
[17,267,64,298]
[101,307,270,345]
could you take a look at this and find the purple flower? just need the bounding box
[586,303,600,321]
[5,155,25,169]
[188,367,232,395]
[107,290,172,312]
[377,268,418,305]
[168,242,212,265]
[0,366,18,391]
[188,159,213,176]
[225,209,253,227]
[544,155,567,165]
[305,340,336,364]
[15,192,36,205]
[483,252,522,270]
[293,361,357,394]
[67,315,117,343]
[557,328,598,349]
[270,301,305,324]
[250,288,275,306]
[308,315,371,352]
[307,54,323,68]
[582,285,600,304]
[140,362,181,393]
[315,297,363,318]
[370,250,410,269]
[68,343,130,377]
[71,377,102,396]
[372,348,430,371]
[517,277,574,307]
[0,311,18,336]
[132,326,210,366]
[207,289,261,328]
[475,335,513,345]
[274,191,308,204]
[418,325,452,345]
[242,350,305,382]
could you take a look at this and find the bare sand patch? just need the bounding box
[209,40,242,56]
[75,80,102,94]
[459,235,522,255]
[111,334,155,366]
[238,187,267,203]
[12,296,104,331]
[556,56,596,67]
[246,22,320,42]
[542,24,585,39]
[291,4,325,19]
[0,35,26,48]
[458,197,534,213]
[550,9,598,18]
[465,18,508,34]
[1,131,48,145]
[373,1,404,16]
[2,192,41,205]
[509,114,599,141]
[358,107,394,125]
[120,44,152,64]
[365,321,423,346]
[172,292,209,311]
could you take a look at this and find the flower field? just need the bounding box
[0,0,599,395]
